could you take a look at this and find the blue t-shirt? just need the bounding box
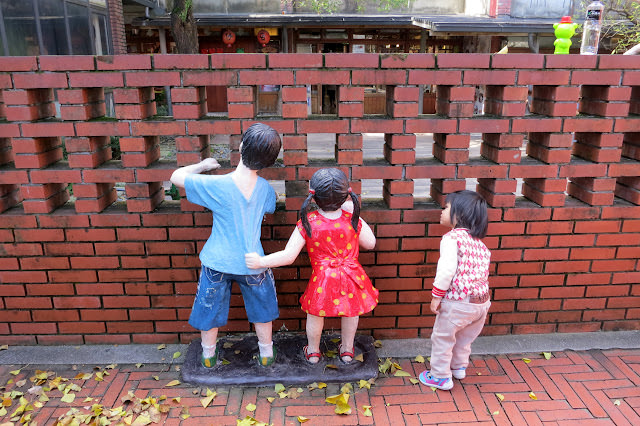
[185,173,276,275]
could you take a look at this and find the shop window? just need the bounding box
[1,1,39,55]
[67,2,92,54]
[38,0,69,55]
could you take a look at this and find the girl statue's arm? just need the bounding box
[245,227,306,269]
[358,219,376,250]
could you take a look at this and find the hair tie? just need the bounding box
[347,187,352,193]
[309,189,315,195]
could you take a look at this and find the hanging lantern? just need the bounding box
[257,29,270,47]
[222,30,236,47]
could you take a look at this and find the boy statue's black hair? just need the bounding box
[240,123,282,170]
[299,168,361,238]
[445,190,489,239]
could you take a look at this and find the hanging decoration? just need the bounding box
[222,30,236,47]
[257,29,270,47]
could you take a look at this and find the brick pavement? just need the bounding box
[1,348,638,425]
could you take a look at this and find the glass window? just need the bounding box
[67,2,91,54]
[38,0,69,55]
[92,13,108,55]
[1,0,39,55]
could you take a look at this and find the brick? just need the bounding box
[269,53,323,68]
[96,55,151,70]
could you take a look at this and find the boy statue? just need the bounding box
[170,123,282,368]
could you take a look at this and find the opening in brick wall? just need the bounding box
[412,179,431,202]
[363,133,384,160]
[307,133,336,162]
[257,85,281,116]
[205,86,229,116]
[361,179,383,201]
[364,86,386,115]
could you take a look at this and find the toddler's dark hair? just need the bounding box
[299,168,360,238]
[445,190,488,239]
[240,123,281,170]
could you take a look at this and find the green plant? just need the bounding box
[110,136,121,160]
[165,183,181,200]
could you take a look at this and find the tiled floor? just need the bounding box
[2,347,638,425]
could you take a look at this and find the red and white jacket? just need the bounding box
[431,228,491,301]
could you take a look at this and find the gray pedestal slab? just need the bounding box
[181,333,378,387]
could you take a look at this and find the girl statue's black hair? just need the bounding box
[299,168,360,238]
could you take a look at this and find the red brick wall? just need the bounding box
[1,53,639,345]
[106,0,127,55]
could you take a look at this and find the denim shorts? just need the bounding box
[188,266,279,331]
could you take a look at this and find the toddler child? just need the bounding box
[419,190,491,390]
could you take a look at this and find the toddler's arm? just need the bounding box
[246,227,306,269]
[170,158,220,188]
[431,234,458,311]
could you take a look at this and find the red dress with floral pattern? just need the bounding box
[297,210,378,317]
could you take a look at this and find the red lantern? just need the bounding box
[257,29,270,47]
[222,30,236,47]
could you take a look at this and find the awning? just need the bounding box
[412,15,559,35]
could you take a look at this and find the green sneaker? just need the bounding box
[201,346,219,368]
[258,345,277,367]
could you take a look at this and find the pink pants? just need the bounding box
[430,298,491,379]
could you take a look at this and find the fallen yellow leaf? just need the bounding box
[10,369,20,375]
[522,358,531,363]
[172,397,181,403]
[492,410,499,416]
[354,353,364,363]
[409,378,419,385]
[529,392,537,400]
[542,352,552,360]
[274,383,285,393]
[157,344,166,350]
[358,379,371,389]
[165,380,180,387]
[136,363,143,368]
[245,403,257,412]
[340,383,353,394]
[61,393,75,403]
[415,355,425,363]
[614,400,621,406]
[496,393,505,401]
[0,344,8,351]
[373,340,383,348]
[297,416,310,423]
[153,376,159,381]
[362,405,373,417]
[200,389,216,408]
[318,382,327,389]
[266,397,275,403]
[394,371,411,377]
[172,352,181,359]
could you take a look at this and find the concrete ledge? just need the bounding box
[1,330,638,365]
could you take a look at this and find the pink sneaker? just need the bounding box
[418,371,453,390]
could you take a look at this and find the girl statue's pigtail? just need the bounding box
[348,188,361,232]
[299,191,314,238]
